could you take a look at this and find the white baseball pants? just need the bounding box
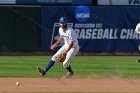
[51,44,79,68]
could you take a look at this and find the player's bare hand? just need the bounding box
[50,45,57,50]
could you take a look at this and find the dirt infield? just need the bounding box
[0,77,140,93]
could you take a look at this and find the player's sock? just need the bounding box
[66,65,73,72]
[45,60,55,72]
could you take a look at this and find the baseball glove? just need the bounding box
[56,54,66,62]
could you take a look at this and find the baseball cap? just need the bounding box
[59,17,67,23]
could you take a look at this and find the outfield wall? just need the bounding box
[0,5,140,54]
[41,6,140,53]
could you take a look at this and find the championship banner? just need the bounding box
[41,6,140,52]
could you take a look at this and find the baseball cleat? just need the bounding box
[66,71,74,78]
[37,67,46,77]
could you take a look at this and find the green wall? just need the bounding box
[0,6,41,52]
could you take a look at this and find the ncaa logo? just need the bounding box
[75,5,90,22]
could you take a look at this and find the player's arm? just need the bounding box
[51,37,64,50]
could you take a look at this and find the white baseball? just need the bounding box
[16,82,20,86]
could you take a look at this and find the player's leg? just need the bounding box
[136,45,140,62]
[63,46,79,78]
[37,45,66,76]
[44,45,66,72]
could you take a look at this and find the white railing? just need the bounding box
[98,0,140,5]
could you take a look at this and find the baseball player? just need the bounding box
[37,17,79,78]
[135,23,140,62]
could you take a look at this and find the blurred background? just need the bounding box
[0,0,140,55]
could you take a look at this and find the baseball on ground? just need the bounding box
[16,82,20,86]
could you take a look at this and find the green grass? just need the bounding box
[0,56,140,78]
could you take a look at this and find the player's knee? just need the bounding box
[63,62,69,68]
[51,55,57,62]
